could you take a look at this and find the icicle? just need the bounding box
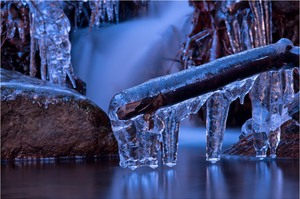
[232,14,242,52]
[157,108,179,167]
[249,0,271,47]
[29,13,37,77]
[26,0,76,87]
[222,0,242,53]
[250,72,270,159]
[155,92,213,167]
[38,39,47,81]
[241,8,253,50]
[249,69,295,159]
[206,92,230,163]
[114,0,119,23]
[95,1,103,27]
[224,16,239,53]
[282,69,295,104]
[209,25,219,62]
[113,114,164,170]
[89,0,119,28]
[106,0,114,22]
[268,71,283,158]
[264,1,272,44]
[7,8,16,39]
[280,68,295,130]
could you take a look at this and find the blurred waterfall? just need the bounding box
[71,1,193,112]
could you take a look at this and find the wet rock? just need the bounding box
[1,68,117,160]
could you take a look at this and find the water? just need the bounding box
[2,128,299,199]
[71,1,193,112]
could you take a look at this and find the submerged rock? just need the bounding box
[1,68,117,160]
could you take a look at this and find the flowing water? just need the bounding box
[71,1,193,112]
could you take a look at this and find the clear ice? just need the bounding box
[221,0,272,53]
[89,0,119,28]
[250,69,295,159]
[3,0,121,87]
[110,66,297,169]
[1,0,76,87]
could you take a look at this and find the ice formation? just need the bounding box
[110,65,297,169]
[2,0,124,88]
[221,0,272,53]
[25,1,76,87]
[89,0,119,28]
[1,1,29,43]
[109,35,293,169]
[109,73,263,169]
[250,69,295,159]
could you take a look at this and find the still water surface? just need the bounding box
[2,128,299,199]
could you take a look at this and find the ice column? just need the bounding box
[156,92,212,167]
[268,71,283,158]
[282,69,295,110]
[158,107,180,167]
[205,75,257,163]
[113,115,164,170]
[250,72,270,159]
[26,0,76,87]
[250,69,295,159]
[158,108,180,167]
[206,92,230,163]
[269,68,295,157]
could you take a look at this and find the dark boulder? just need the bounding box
[1,68,117,160]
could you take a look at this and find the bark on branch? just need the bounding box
[110,38,299,120]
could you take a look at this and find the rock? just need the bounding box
[1,68,118,160]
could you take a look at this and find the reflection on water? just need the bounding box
[2,133,299,199]
[108,166,178,199]
[110,170,160,199]
[205,160,288,199]
[206,164,226,199]
[104,150,298,199]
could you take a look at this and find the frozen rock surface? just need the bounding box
[1,68,117,160]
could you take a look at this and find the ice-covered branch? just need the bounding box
[112,38,297,121]
[109,38,299,169]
